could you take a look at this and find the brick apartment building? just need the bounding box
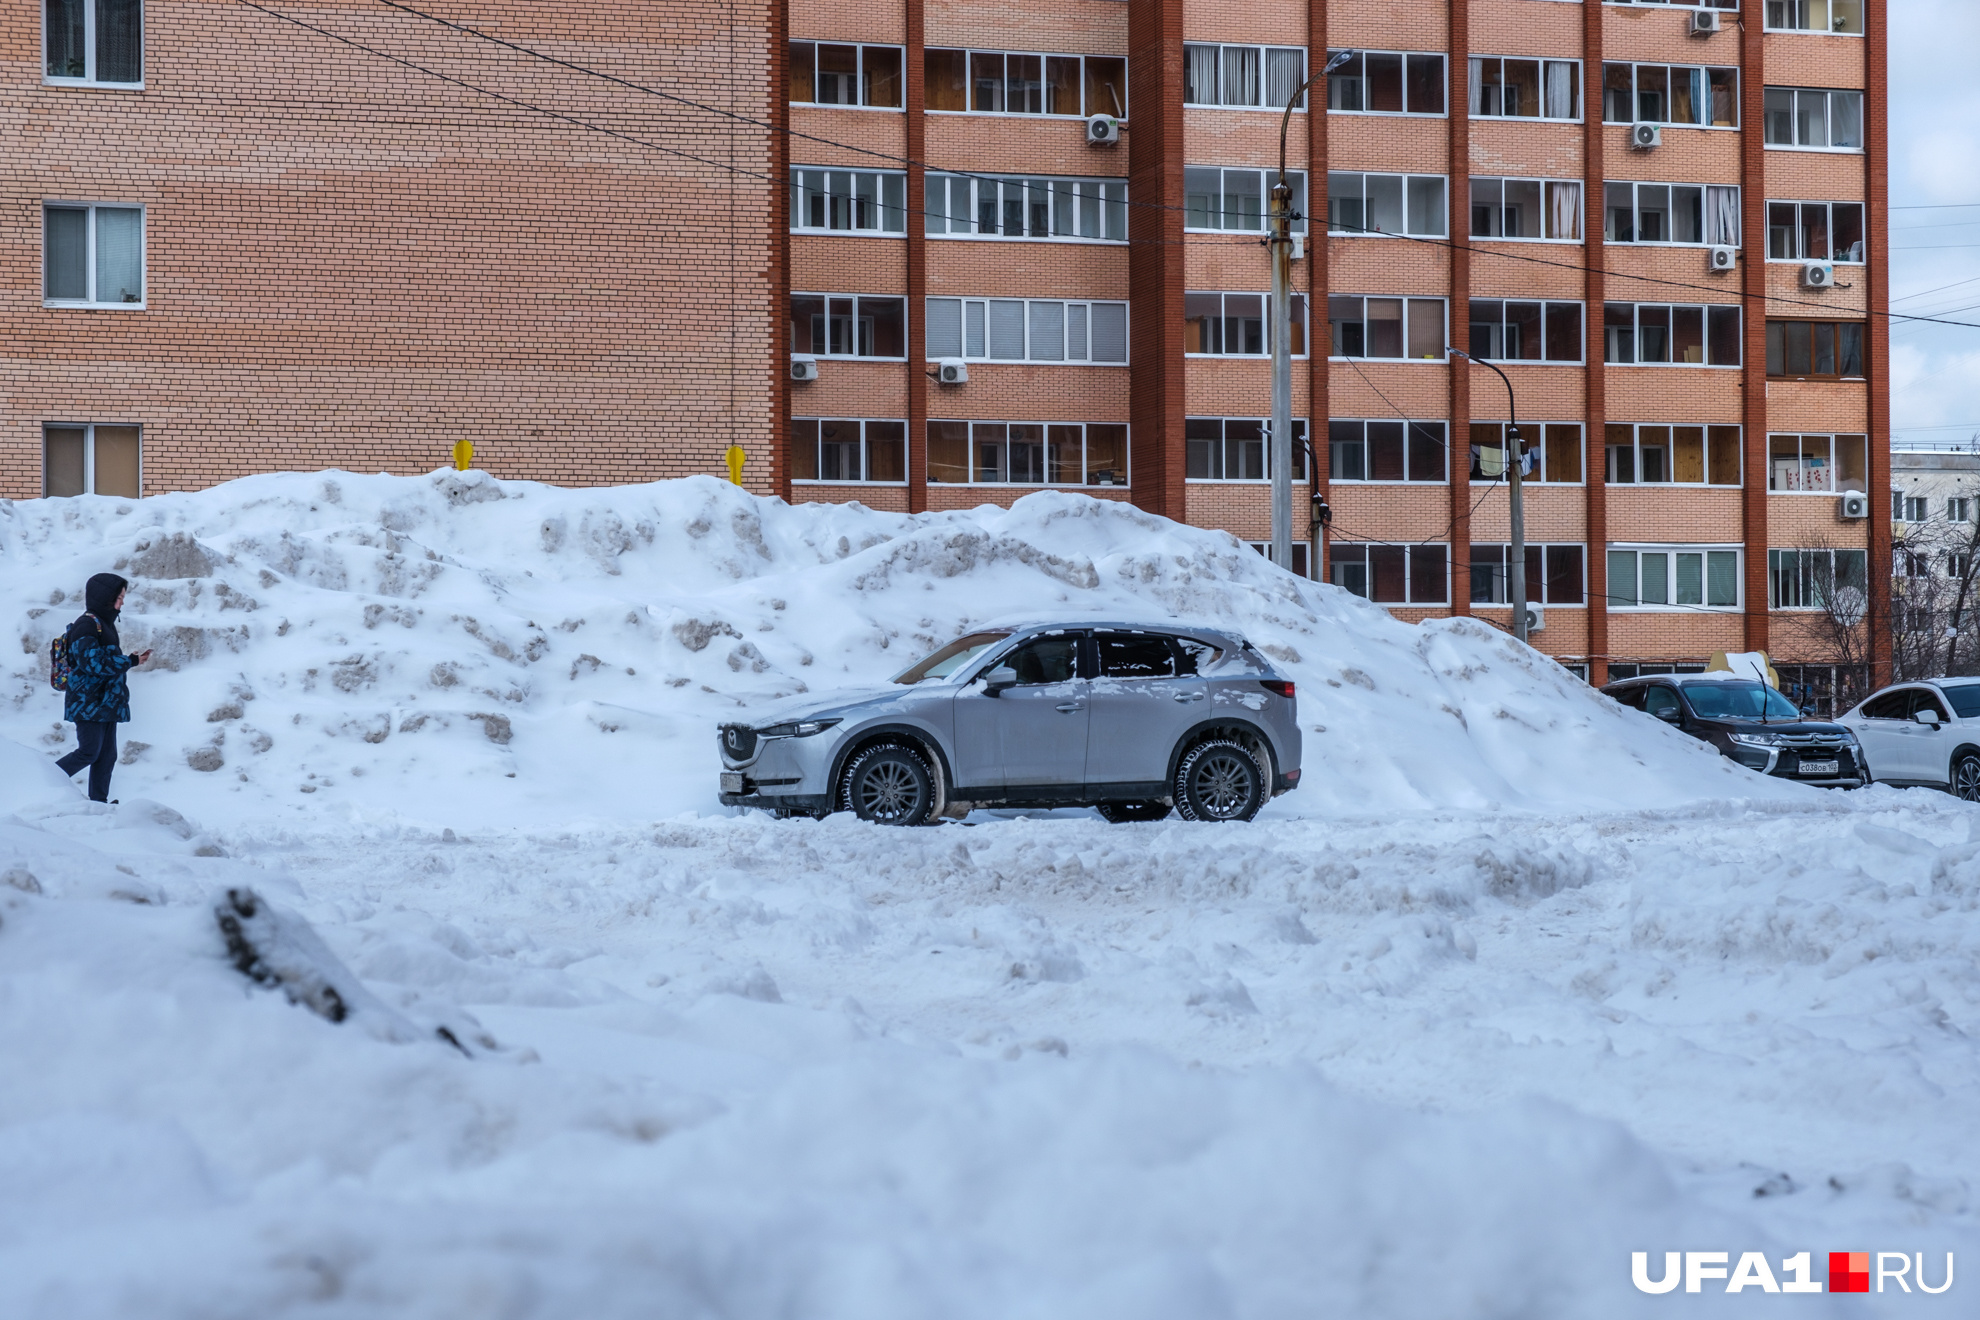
[6,0,1891,691]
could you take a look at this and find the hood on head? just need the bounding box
[84,572,128,619]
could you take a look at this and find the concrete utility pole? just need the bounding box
[1451,347,1529,645]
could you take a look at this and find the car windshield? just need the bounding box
[1944,685,1980,720]
[1680,681,1800,721]
[892,631,1012,684]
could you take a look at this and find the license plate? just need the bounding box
[720,772,745,794]
[1798,760,1839,776]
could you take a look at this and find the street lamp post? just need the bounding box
[1449,346,1530,645]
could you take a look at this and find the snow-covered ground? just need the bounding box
[1,473,1974,1316]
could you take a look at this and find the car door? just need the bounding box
[1643,684,1689,734]
[1902,688,1954,784]
[1085,631,1197,787]
[1850,688,1915,782]
[994,631,1091,788]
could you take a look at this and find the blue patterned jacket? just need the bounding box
[63,619,135,724]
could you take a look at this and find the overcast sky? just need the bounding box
[1888,0,1980,446]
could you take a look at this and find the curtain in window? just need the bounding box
[1705,186,1740,246]
[1221,46,1259,106]
[1543,61,1575,119]
[1263,48,1303,110]
[986,300,1025,359]
[1548,182,1581,241]
[1830,91,1862,149]
[1184,45,1217,105]
[96,0,142,82]
[46,0,85,77]
[94,207,142,303]
[43,205,88,299]
[1090,303,1128,362]
[1028,302,1065,361]
[925,298,963,359]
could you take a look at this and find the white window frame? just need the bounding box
[1602,302,1743,367]
[1469,177,1585,243]
[791,418,909,485]
[43,0,144,88]
[1468,299,1586,364]
[1328,543,1451,605]
[1765,432,1868,494]
[926,174,1127,243]
[1186,417,1310,482]
[789,292,908,360]
[1762,0,1865,36]
[1893,492,1928,524]
[787,41,906,111]
[789,168,908,235]
[924,297,1129,365]
[1602,63,1741,130]
[1768,548,1868,611]
[1184,44,1309,111]
[1322,49,1446,117]
[1606,0,1738,8]
[1468,56,1583,122]
[1186,292,1310,359]
[1328,418,1450,484]
[1245,542,1313,578]
[1951,498,1974,524]
[1604,423,1746,486]
[1469,421,1586,486]
[1765,199,1866,263]
[1605,545,1744,611]
[42,201,146,308]
[926,420,1131,488]
[1187,167,1310,234]
[1326,172,1446,238]
[1762,86,1865,153]
[42,422,141,497]
[1604,181,1743,247]
[1468,543,1588,607]
[1328,296,1449,362]
[925,48,1128,119]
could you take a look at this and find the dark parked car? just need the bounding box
[1602,674,1865,788]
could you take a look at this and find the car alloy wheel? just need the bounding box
[841,744,934,826]
[1955,754,1980,803]
[1173,738,1264,823]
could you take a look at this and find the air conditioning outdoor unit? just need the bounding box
[1086,114,1120,145]
[1630,123,1663,150]
[1707,245,1737,272]
[1690,10,1721,34]
[789,355,819,382]
[1839,491,1870,520]
[936,358,969,384]
[1802,262,1836,289]
[1521,605,1546,635]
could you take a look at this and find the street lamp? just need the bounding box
[1447,346,1531,644]
[1269,49,1355,577]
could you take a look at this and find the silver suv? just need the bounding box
[717,621,1302,825]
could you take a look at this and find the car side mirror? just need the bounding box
[1653,706,1680,723]
[980,664,1018,695]
[1915,709,1942,727]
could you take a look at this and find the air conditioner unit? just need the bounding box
[1086,114,1120,145]
[1630,123,1663,150]
[1707,245,1737,272]
[1802,262,1836,289]
[1521,605,1546,635]
[1839,491,1870,520]
[1289,232,1306,261]
[936,358,969,384]
[1689,10,1721,34]
[789,355,818,382]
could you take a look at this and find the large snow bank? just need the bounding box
[2,471,1795,829]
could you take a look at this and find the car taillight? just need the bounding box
[1259,679,1295,699]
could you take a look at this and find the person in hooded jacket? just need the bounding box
[56,573,151,803]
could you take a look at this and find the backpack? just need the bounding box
[49,616,98,693]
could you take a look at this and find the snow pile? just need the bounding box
[2,470,1793,829]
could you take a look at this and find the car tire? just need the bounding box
[1952,753,1980,802]
[1094,800,1171,824]
[840,744,935,826]
[1171,739,1264,823]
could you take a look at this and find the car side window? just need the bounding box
[1607,685,1646,710]
[1644,686,1681,719]
[1002,634,1081,686]
[1097,632,1177,678]
[1172,636,1221,676]
[1908,689,1950,721]
[1861,691,1909,720]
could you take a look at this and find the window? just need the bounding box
[1763,87,1863,150]
[1951,498,1974,524]
[1605,182,1741,246]
[1469,58,1580,120]
[924,49,1126,117]
[1603,303,1742,366]
[1327,172,1445,237]
[1469,422,1583,484]
[1602,64,1739,127]
[1764,321,1866,379]
[1769,549,1868,609]
[1604,424,1743,485]
[45,0,141,85]
[1188,169,1309,233]
[1330,544,1449,603]
[1245,543,1312,577]
[789,294,905,359]
[1898,550,1931,580]
[1606,546,1742,609]
[43,203,143,306]
[791,419,908,483]
[1893,493,1927,523]
[1469,300,1584,362]
[1469,544,1586,605]
[789,169,907,234]
[1951,553,1973,582]
[927,421,1128,486]
[1185,44,1308,109]
[1609,0,1737,7]
[926,174,1127,242]
[1188,419,1310,481]
[1324,50,1445,115]
[925,298,1127,364]
[1765,0,1864,35]
[788,42,903,108]
[1766,433,1867,492]
[1766,201,1864,262]
[1470,178,1583,242]
[1185,293,1307,357]
[1329,420,1448,482]
[42,423,139,497]
[1329,296,1446,360]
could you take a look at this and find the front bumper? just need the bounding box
[1725,740,1864,788]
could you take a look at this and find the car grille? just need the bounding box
[719,724,758,762]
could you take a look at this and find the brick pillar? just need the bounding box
[1865,0,1893,687]
[1447,0,1472,617]
[1583,0,1607,682]
[1307,0,1328,580]
[905,0,927,511]
[1738,11,1770,655]
[1127,0,1185,520]
[771,0,792,499]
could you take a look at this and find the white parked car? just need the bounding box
[1836,679,1980,798]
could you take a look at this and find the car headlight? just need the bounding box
[1729,731,1783,747]
[758,718,842,738]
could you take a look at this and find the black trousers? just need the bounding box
[57,720,118,802]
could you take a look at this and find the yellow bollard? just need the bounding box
[724,444,746,486]
[452,440,474,472]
